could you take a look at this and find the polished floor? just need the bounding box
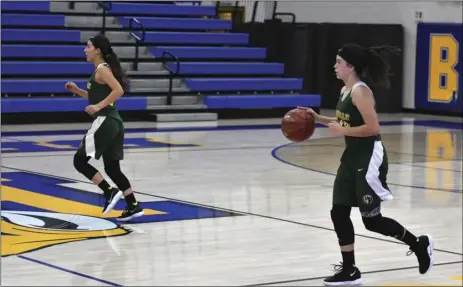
[1,112,462,286]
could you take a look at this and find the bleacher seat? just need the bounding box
[167,62,284,75]
[2,45,85,58]
[203,94,321,109]
[109,2,216,16]
[185,78,303,92]
[1,1,50,12]
[151,46,266,59]
[1,14,66,27]
[118,17,232,30]
[2,29,81,43]
[2,79,88,94]
[140,31,249,45]
[2,62,93,75]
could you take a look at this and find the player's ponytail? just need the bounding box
[337,43,401,88]
[363,46,401,88]
[103,51,129,92]
[89,34,129,92]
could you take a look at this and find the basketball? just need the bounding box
[281,108,315,142]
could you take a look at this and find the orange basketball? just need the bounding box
[281,108,315,142]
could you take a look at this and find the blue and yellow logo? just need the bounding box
[1,171,238,257]
[415,22,462,113]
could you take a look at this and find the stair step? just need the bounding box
[131,87,189,93]
[80,31,135,44]
[153,112,217,122]
[146,95,200,106]
[65,15,121,29]
[126,70,169,76]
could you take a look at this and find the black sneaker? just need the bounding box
[116,203,144,222]
[102,188,123,215]
[324,263,362,286]
[406,234,434,274]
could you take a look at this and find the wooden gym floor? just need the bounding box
[1,112,462,286]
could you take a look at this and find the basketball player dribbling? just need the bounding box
[65,34,144,221]
[298,43,434,286]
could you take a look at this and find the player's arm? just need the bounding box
[341,86,380,137]
[95,66,124,109]
[297,107,337,125]
[315,114,338,125]
[65,82,88,98]
[74,88,88,99]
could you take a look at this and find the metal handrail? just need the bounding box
[129,18,146,71]
[97,2,112,35]
[162,51,180,105]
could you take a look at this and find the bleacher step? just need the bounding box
[80,30,135,44]
[50,2,102,14]
[152,112,217,122]
[65,16,122,29]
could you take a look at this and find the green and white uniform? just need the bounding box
[332,81,393,216]
[76,63,124,162]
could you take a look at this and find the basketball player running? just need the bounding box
[298,43,434,286]
[65,34,144,221]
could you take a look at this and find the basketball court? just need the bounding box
[1,111,462,286]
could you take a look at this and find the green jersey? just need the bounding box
[87,63,122,121]
[335,81,381,147]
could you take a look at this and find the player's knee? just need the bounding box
[331,205,354,246]
[362,212,383,233]
[330,204,351,222]
[104,160,131,191]
[73,153,97,180]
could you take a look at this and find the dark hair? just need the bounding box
[337,43,401,88]
[89,34,129,91]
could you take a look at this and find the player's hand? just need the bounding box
[85,105,101,115]
[328,121,344,135]
[65,82,79,94]
[297,106,319,119]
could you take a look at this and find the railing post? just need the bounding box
[162,51,180,106]
[129,18,146,71]
[167,73,173,105]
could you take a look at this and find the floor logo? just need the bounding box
[1,171,239,257]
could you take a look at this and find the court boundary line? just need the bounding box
[242,260,463,286]
[2,165,462,258]
[16,255,121,286]
[271,143,463,194]
[1,119,461,137]
[398,162,462,173]
[0,144,283,159]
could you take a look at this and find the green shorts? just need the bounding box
[333,140,393,216]
[76,116,124,162]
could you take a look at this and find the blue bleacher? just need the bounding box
[118,17,232,30]
[2,29,81,43]
[185,78,303,92]
[151,46,267,59]
[1,14,66,27]
[1,45,267,60]
[2,61,283,76]
[1,1,50,12]
[2,79,88,94]
[203,94,321,109]
[109,2,216,17]
[1,1,321,112]
[167,62,284,75]
[2,78,302,94]
[2,45,85,58]
[2,62,93,75]
[141,31,249,45]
